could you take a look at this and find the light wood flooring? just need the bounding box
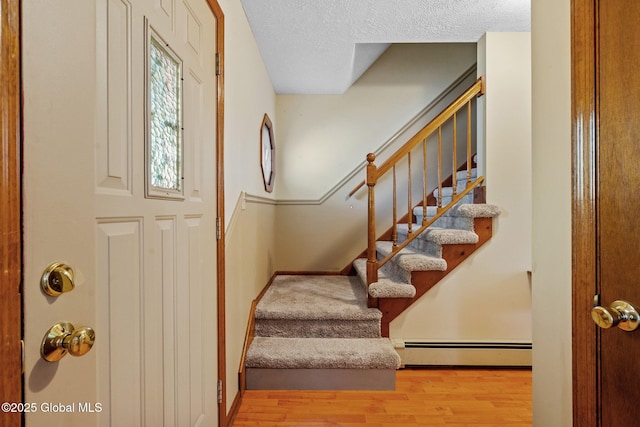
[231,367,532,426]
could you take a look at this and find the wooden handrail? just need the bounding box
[347,76,485,198]
[361,76,486,292]
[375,77,484,179]
[348,179,365,199]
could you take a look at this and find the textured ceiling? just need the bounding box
[240,0,531,94]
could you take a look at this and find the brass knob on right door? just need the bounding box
[591,300,640,332]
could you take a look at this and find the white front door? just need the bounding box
[22,0,218,425]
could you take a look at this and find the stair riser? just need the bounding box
[434,181,477,197]
[409,239,442,258]
[377,256,412,283]
[246,368,396,390]
[255,319,381,339]
[395,232,443,257]
[417,196,475,224]
[456,176,478,187]
[432,192,475,206]
[456,169,477,181]
[429,216,474,231]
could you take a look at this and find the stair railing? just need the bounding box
[351,77,486,287]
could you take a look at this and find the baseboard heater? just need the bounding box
[392,339,532,367]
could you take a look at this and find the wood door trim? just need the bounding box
[203,0,227,425]
[572,0,599,425]
[0,0,23,425]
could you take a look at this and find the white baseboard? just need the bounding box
[392,339,532,367]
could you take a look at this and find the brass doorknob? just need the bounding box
[41,322,95,362]
[591,300,640,331]
[41,262,75,296]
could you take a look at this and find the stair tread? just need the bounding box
[246,336,401,369]
[255,275,380,321]
[396,225,479,245]
[353,258,416,298]
[413,203,500,219]
[424,228,479,244]
[376,241,447,271]
[455,203,501,218]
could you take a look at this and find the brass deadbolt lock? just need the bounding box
[41,262,75,296]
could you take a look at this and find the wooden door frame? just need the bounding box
[204,0,228,425]
[0,1,228,426]
[0,0,23,426]
[572,0,599,425]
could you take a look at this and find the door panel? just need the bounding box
[23,0,218,425]
[96,220,144,425]
[597,0,640,424]
[100,0,133,195]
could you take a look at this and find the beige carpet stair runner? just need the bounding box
[245,275,401,390]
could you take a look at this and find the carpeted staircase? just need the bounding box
[245,275,401,390]
[353,169,501,301]
[245,168,500,390]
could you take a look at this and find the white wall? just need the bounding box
[531,0,573,424]
[389,33,532,345]
[276,43,477,200]
[219,0,277,414]
[222,0,277,224]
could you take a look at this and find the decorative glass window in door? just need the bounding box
[146,26,184,199]
[260,114,275,192]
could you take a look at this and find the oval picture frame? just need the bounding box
[260,113,275,192]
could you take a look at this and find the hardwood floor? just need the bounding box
[231,367,532,426]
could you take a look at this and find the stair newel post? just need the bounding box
[366,153,379,287]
